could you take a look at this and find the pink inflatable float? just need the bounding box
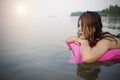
[67,42,120,64]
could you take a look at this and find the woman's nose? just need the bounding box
[78,27,82,32]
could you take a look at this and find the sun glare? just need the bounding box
[17,5,26,14]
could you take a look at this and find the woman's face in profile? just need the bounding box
[78,20,86,39]
[78,19,96,41]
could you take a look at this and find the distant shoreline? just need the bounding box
[70,11,120,17]
[70,4,120,17]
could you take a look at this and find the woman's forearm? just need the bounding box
[66,37,77,43]
[79,40,94,63]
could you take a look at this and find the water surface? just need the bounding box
[0,16,120,80]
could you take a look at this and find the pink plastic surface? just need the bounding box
[67,42,120,64]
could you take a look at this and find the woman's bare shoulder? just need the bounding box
[95,39,111,49]
[114,38,120,49]
[96,38,120,49]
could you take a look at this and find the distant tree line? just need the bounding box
[101,4,120,16]
[70,4,120,16]
[70,11,82,16]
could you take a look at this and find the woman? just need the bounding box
[66,11,120,63]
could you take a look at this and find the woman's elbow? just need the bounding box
[82,57,95,63]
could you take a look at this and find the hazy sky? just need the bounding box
[1,0,120,16]
[34,0,120,16]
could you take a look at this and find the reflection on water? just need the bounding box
[77,64,101,80]
[77,62,120,80]
[102,16,120,30]
[108,17,120,23]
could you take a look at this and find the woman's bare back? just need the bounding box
[109,38,120,49]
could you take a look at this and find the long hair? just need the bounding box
[77,11,117,44]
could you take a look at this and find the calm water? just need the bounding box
[0,16,120,80]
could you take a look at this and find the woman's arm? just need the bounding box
[78,39,111,63]
[66,36,80,45]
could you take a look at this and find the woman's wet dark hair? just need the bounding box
[77,11,118,44]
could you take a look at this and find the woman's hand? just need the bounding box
[66,36,80,45]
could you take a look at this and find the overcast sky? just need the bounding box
[1,0,120,16]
